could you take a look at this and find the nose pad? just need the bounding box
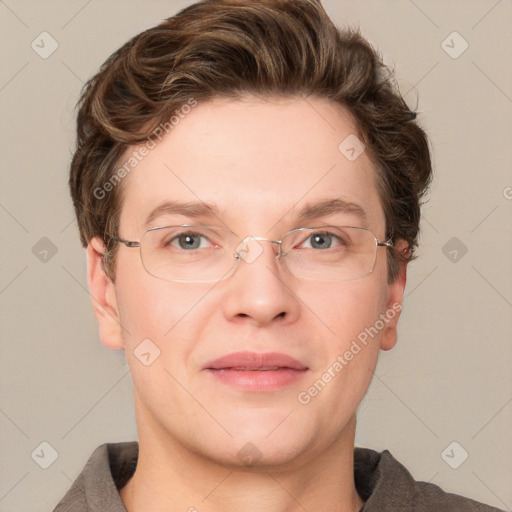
[234,236,265,264]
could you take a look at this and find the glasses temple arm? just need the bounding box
[112,236,140,248]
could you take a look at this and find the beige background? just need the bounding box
[0,1,511,510]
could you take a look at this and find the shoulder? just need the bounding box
[53,442,138,512]
[354,447,505,512]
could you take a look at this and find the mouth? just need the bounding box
[220,366,285,371]
[203,351,309,391]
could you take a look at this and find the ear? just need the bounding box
[86,237,124,350]
[380,240,408,351]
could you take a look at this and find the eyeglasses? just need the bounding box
[112,224,393,283]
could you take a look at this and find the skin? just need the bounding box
[87,95,407,512]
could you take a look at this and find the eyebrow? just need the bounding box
[296,198,367,224]
[144,197,367,228]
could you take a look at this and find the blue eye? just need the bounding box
[301,231,343,250]
[168,231,211,250]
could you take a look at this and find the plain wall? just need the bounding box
[0,1,510,510]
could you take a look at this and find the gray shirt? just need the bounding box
[53,442,504,511]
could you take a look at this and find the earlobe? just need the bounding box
[380,243,408,351]
[86,237,124,350]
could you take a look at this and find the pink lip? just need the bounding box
[204,351,308,370]
[203,351,309,391]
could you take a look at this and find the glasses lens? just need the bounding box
[137,225,380,283]
[140,225,238,282]
[282,226,378,281]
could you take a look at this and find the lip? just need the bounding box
[204,351,308,371]
[203,351,309,391]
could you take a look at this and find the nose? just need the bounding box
[221,236,300,326]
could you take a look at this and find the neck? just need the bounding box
[120,413,364,512]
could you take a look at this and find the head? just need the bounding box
[71,0,431,468]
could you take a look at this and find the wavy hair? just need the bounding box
[69,0,432,282]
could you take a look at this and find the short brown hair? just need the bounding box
[69,0,432,282]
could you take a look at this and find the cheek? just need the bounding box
[114,264,209,351]
[299,278,387,393]
[292,281,386,443]
[115,276,164,343]
[309,277,387,347]
[114,273,211,400]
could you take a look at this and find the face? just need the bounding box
[88,96,405,469]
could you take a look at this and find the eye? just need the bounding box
[166,231,214,250]
[300,231,344,250]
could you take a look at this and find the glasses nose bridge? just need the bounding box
[250,235,282,246]
[234,235,284,264]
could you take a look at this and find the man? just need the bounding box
[54,0,503,510]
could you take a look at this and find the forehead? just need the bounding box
[118,96,385,236]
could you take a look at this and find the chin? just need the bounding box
[195,414,317,470]
[212,436,312,471]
